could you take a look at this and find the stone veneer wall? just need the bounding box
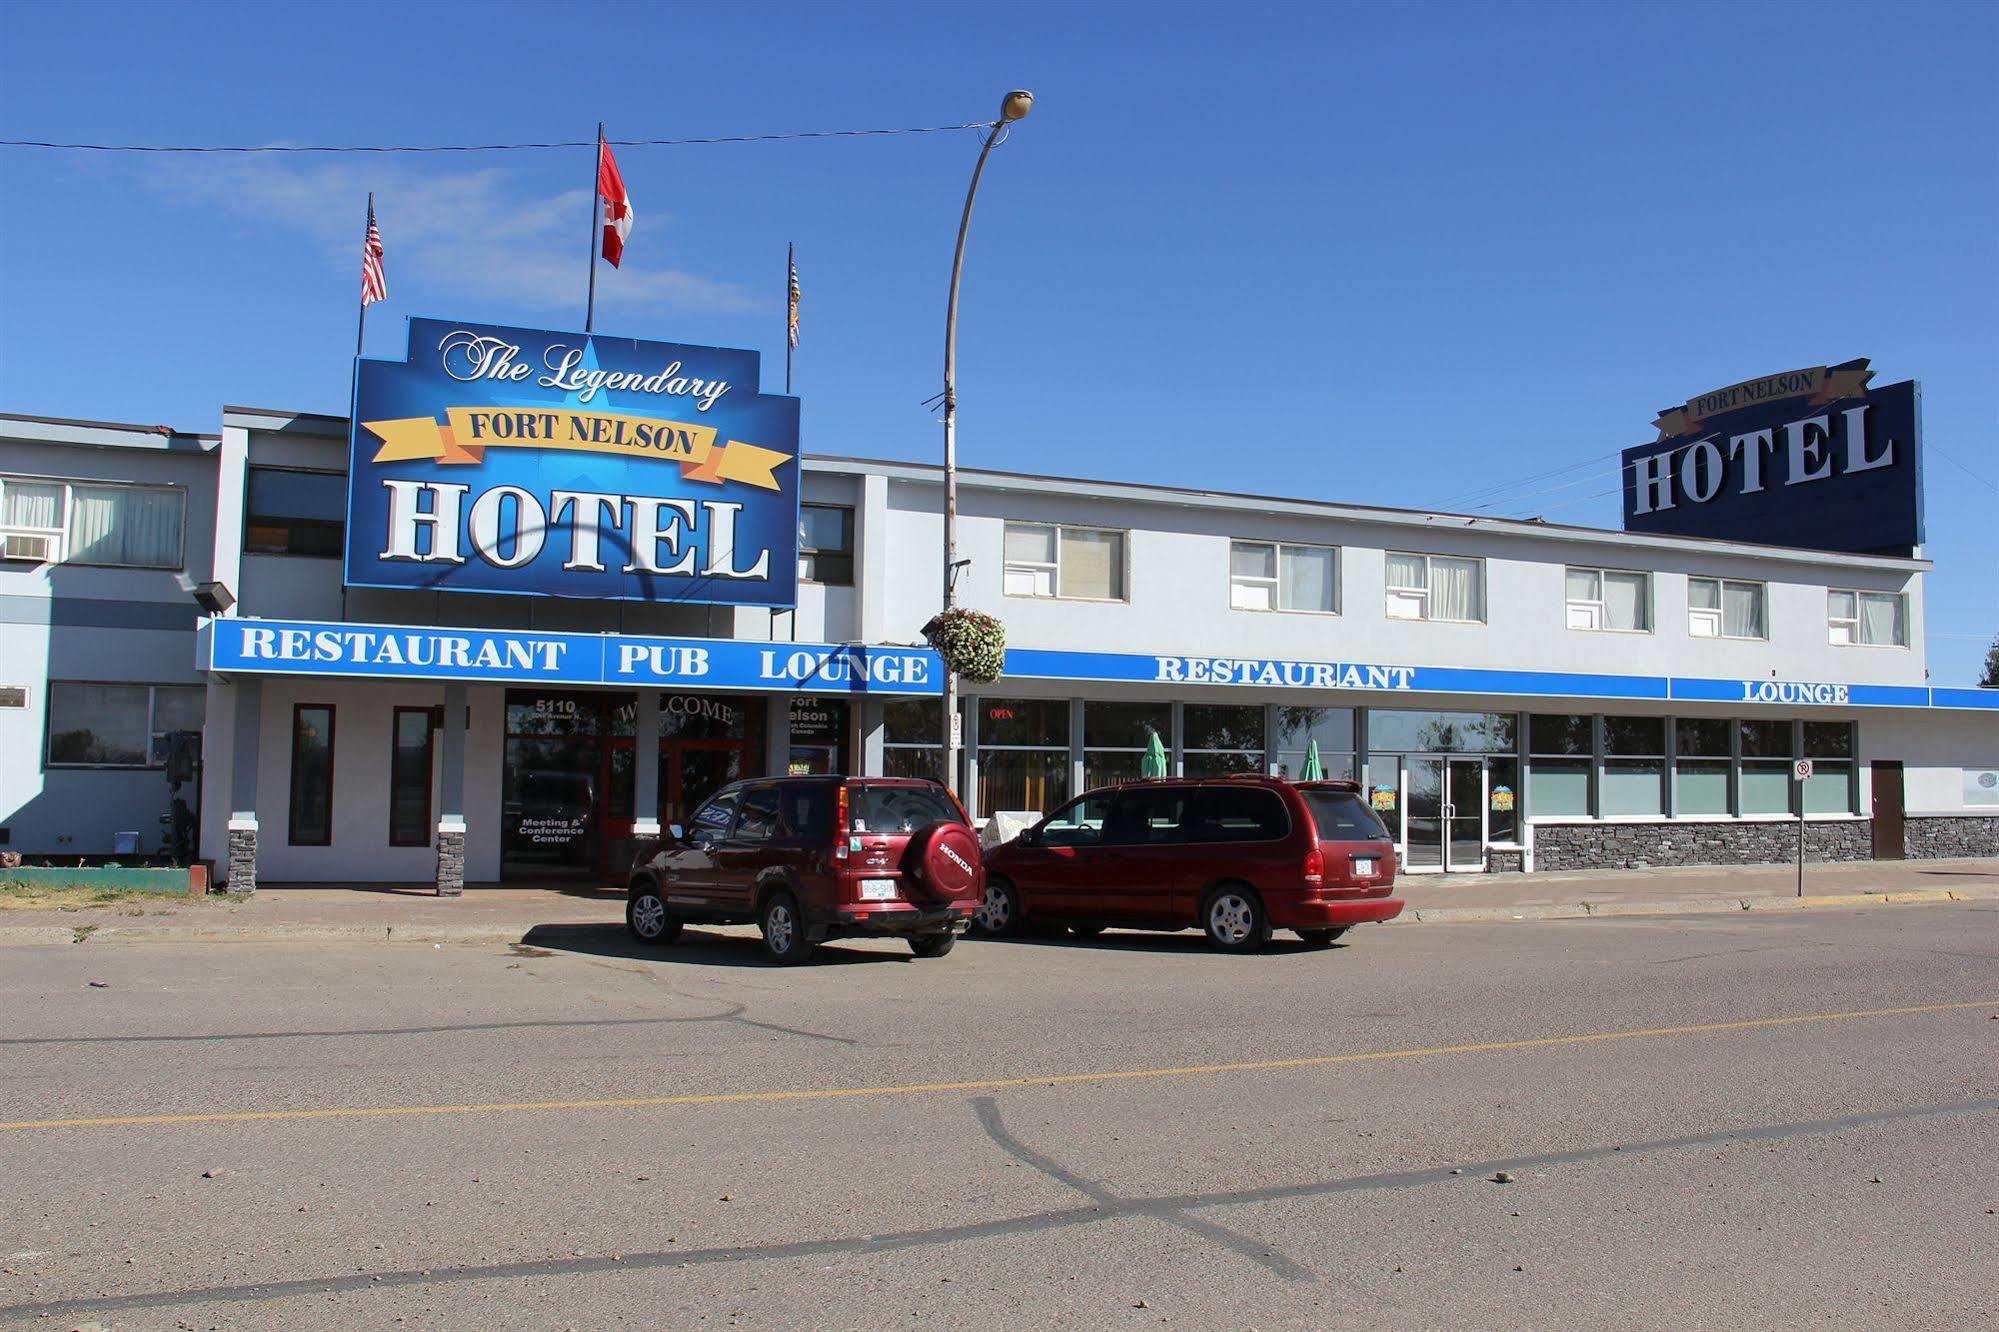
[1903,815,1999,860]
[1532,819,1873,872]
[435,827,466,897]
[225,827,257,895]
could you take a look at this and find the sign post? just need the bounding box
[1792,758,1814,896]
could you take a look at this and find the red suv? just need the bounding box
[627,776,984,964]
[978,777,1401,951]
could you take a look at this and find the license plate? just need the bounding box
[1351,857,1377,876]
[860,879,899,901]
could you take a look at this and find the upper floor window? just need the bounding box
[797,504,854,585]
[1003,522,1125,601]
[0,477,185,569]
[1688,577,1765,640]
[1385,552,1483,622]
[1565,567,1651,632]
[1230,540,1337,614]
[246,467,345,558]
[1828,589,1906,647]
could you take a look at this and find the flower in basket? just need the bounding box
[922,608,1006,684]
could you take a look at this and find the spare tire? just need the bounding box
[902,821,984,903]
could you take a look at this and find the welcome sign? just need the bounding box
[345,318,801,606]
[1620,358,1922,556]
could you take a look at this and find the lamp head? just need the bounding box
[999,90,1034,123]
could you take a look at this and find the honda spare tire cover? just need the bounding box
[904,821,983,903]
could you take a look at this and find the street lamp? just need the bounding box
[940,88,1033,801]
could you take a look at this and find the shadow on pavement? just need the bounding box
[519,921,917,968]
[962,926,1345,957]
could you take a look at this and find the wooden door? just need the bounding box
[1870,760,1904,860]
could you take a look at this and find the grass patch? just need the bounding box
[0,882,196,912]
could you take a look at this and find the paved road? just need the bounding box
[0,905,1993,1329]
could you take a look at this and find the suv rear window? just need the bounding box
[1300,789,1390,840]
[1187,787,1289,843]
[848,784,961,835]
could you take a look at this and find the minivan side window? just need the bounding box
[690,790,740,835]
[1104,788,1191,845]
[1039,794,1111,847]
[734,787,782,841]
[1187,787,1289,843]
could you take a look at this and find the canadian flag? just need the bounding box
[597,133,634,268]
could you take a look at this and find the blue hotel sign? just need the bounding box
[1621,360,1923,556]
[344,318,801,607]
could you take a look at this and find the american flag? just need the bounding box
[360,197,387,306]
[787,249,801,348]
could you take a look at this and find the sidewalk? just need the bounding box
[2,857,1994,945]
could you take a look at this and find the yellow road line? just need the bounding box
[4,999,1990,1133]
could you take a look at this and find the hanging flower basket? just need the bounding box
[923,608,1006,684]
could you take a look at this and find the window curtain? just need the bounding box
[1430,556,1481,621]
[1690,579,1720,611]
[2,481,62,529]
[1060,528,1122,599]
[1860,594,1903,645]
[1385,553,1426,589]
[1604,571,1647,630]
[1565,568,1599,601]
[69,486,182,566]
[1279,545,1334,612]
[1004,524,1055,565]
[1722,582,1762,637]
[1231,542,1274,580]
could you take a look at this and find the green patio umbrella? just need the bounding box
[1140,728,1168,778]
[1299,739,1324,781]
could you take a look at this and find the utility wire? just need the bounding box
[0,122,991,155]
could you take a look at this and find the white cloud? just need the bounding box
[136,152,753,316]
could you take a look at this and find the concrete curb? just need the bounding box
[1392,884,1999,925]
[0,883,1991,945]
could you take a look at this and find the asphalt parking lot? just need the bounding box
[1,903,1994,1328]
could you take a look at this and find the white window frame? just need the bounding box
[1002,521,1128,603]
[1384,551,1485,623]
[1229,539,1339,616]
[0,475,186,571]
[1565,566,1652,634]
[1827,588,1907,648]
[43,681,206,770]
[1688,576,1767,641]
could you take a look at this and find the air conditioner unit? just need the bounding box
[1,532,56,564]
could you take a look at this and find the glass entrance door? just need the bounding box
[1400,756,1487,873]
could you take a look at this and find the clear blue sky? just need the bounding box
[1,0,1993,681]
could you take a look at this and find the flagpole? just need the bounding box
[584,123,604,332]
[355,192,373,357]
[785,241,794,394]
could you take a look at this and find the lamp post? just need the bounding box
[941,88,1033,801]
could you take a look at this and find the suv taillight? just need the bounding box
[1302,845,1324,887]
[834,783,850,861]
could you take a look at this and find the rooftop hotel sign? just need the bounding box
[1620,359,1923,555]
[344,318,801,606]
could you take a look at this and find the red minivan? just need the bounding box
[978,776,1401,951]
[627,776,983,964]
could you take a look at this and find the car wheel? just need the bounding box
[973,876,1023,937]
[758,890,814,965]
[1201,884,1270,952]
[626,884,682,945]
[1297,927,1349,947]
[909,932,956,959]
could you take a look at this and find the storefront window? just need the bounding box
[1371,710,1516,754]
[883,697,945,784]
[787,696,848,775]
[1674,718,1731,816]
[1804,721,1856,814]
[1527,714,1590,818]
[1183,703,1263,778]
[507,693,604,737]
[1083,700,1168,790]
[977,697,1069,814]
[288,704,335,846]
[1271,706,1355,781]
[1738,719,1794,815]
[389,707,435,847]
[658,692,744,740]
[1602,716,1665,816]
